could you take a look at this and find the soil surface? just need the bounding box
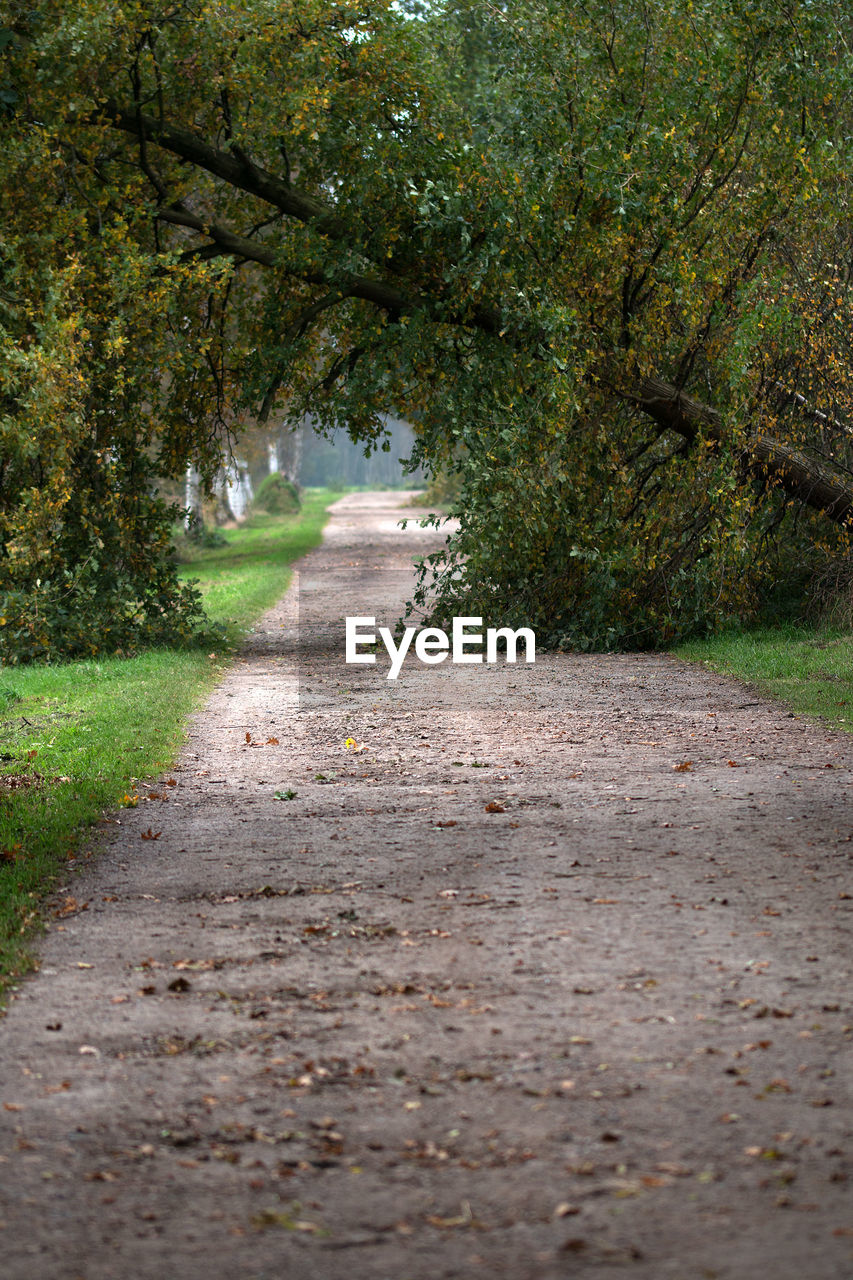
[1,492,851,1280]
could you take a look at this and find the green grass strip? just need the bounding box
[675,624,853,732]
[0,490,336,997]
[177,490,333,631]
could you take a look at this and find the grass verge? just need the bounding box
[177,489,333,633]
[675,624,853,731]
[0,490,335,998]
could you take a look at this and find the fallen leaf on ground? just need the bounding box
[54,897,87,918]
[425,1201,480,1229]
[251,1208,320,1232]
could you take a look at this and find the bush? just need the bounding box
[409,467,462,508]
[251,472,301,515]
[0,484,214,664]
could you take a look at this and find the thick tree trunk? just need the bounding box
[626,374,853,525]
[270,422,303,485]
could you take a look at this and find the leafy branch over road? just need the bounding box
[4,1,853,648]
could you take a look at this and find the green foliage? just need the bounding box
[251,471,301,516]
[0,257,214,662]
[409,394,837,649]
[182,521,229,550]
[409,467,461,509]
[398,0,853,646]
[4,0,853,650]
[0,40,247,663]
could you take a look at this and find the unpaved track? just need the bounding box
[1,493,851,1280]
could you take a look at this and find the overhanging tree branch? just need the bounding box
[107,102,347,237]
[113,104,503,333]
[118,105,853,529]
[156,206,416,313]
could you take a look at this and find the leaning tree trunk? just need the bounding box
[625,374,853,525]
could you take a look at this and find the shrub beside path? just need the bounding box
[1,493,851,1279]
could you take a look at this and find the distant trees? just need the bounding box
[3,0,853,656]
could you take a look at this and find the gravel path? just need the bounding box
[1,492,851,1279]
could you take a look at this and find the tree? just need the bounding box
[0,218,212,661]
[0,12,236,658]
[4,0,853,654]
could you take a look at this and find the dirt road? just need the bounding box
[1,493,851,1279]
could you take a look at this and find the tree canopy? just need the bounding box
[3,0,853,656]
